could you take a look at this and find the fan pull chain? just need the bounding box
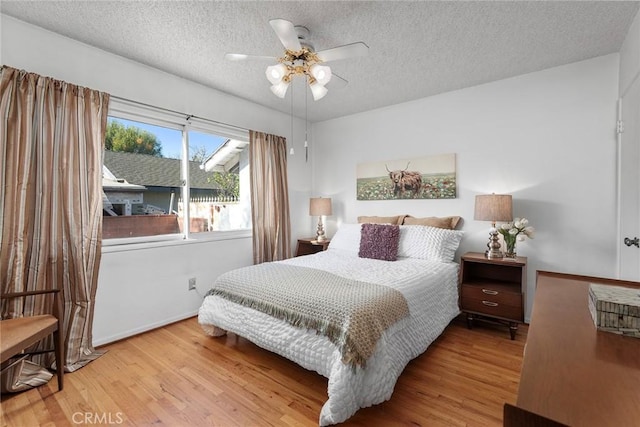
[290,82,295,155]
[305,85,308,162]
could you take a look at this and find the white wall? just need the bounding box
[1,15,312,345]
[311,54,621,321]
[97,238,253,344]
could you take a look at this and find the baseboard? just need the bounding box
[93,310,199,347]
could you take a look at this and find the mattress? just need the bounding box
[198,248,460,425]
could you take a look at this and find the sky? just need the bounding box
[108,117,226,160]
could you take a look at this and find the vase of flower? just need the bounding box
[498,217,535,258]
[504,234,517,258]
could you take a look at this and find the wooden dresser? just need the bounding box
[506,271,640,426]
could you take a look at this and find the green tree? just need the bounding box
[105,121,163,157]
[191,145,239,199]
[211,171,239,199]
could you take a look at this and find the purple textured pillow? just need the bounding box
[358,223,400,261]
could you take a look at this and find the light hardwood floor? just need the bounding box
[1,315,526,427]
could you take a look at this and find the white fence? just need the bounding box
[177,197,250,231]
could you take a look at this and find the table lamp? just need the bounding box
[474,194,513,259]
[309,197,332,242]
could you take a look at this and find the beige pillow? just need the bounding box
[357,215,405,226]
[402,215,461,230]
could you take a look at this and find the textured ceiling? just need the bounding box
[2,1,639,122]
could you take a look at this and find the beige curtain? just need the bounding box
[249,130,291,263]
[0,66,109,373]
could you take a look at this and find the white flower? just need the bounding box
[498,216,536,243]
[524,226,535,238]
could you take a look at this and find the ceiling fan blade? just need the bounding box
[316,42,369,63]
[269,19,302,52]
[225,53,277,61]
[327,72,348,90]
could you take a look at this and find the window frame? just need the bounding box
[103,98,251,248]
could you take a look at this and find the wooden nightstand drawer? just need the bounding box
[461,284,522,307]
[461,296,523,321]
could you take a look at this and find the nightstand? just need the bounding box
[295,238,331,257]
[459,252,527,339]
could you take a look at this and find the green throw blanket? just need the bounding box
[206,262,410,368]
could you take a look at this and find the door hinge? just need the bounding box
[616,120,625,134]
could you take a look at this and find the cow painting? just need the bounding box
[356,154,456,200]
[386,163,422,198]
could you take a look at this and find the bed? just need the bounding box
[198,222,464,425]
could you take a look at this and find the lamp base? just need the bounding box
[315,216,327,242]
[485,228,504,259]
[486,248,504,259]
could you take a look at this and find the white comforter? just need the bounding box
[198,249,460,425]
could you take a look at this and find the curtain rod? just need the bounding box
[109,94,249,133]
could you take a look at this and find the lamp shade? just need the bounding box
[309,64,332,86]
[309,197,332,216]
[474,194,513,222]
[265,63,287,85]
[270,81,290,98]
[309,81,328,101]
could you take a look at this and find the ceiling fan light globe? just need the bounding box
[270,81,289,98]
[310,64,332,86]
[265,64,287,85]
[309,82,328,101]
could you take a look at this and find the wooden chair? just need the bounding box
[0,289,64,391]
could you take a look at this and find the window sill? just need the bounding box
[102,229,252,254]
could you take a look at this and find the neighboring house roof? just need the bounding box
[202,139,248,173]
[103,150,221,190]
[102,178,147,192]
[102,164,147,192]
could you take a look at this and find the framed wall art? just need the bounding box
[356,153,456,200]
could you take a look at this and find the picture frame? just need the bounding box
[356,153,456,200]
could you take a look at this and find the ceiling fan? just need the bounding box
[225,19,369,101]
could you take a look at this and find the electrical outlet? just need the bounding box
[188,277,196,291]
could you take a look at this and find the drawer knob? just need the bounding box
[482,289,498,295]
[482,300,499,307]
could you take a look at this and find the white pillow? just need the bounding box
[397,225,464,262]
[327,223,362,255]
